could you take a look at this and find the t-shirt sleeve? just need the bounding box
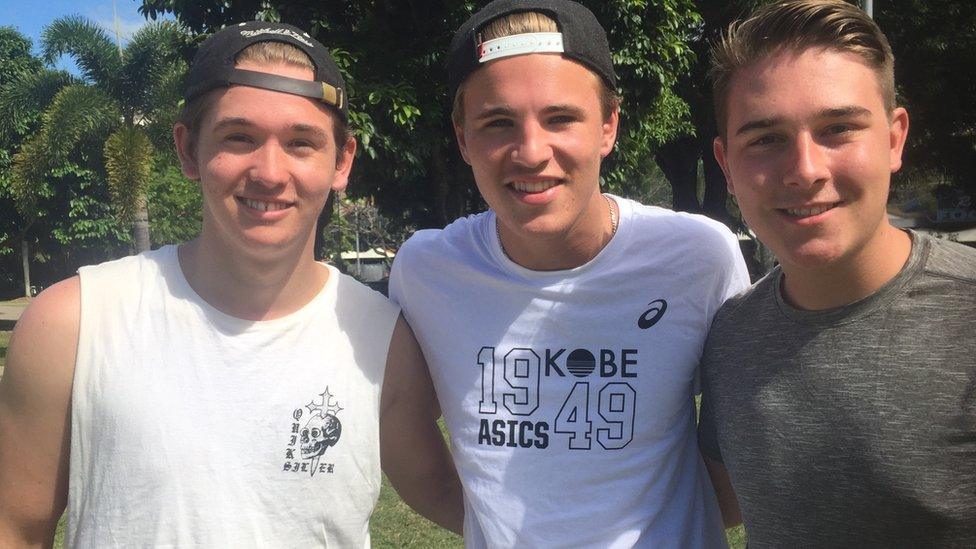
[388,240,412,308]
[693,226,750,396]
[719,231,751,302]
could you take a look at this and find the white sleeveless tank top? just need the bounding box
[68,246,399,548]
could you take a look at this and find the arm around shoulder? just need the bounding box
[0,277,80,547]
[379,315,463,535]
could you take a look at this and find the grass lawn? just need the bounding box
[3,332,743,548]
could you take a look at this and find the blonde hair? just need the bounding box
[710,0,896,137]
[451,10,620,126]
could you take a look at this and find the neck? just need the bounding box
[178,232,328,321]
[780,225,911,311]
[498,193,616,271]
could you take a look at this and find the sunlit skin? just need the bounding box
[173,61,356,319]
[455,54,619,271]
[714,48,910,310]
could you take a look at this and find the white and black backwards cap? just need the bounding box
[447,0,617,99]
[183,21,348,121]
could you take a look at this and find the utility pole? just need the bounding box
[21,238,30,298]
[354,207,362,278]
[112,0,123,54]
[864,0,874,18]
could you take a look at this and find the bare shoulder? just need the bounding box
[4,276,81,394]
[0,277,78,543]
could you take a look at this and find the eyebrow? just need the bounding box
[734,105,873,136]
[473,104,587,121]
[817,106,872,119]
[473,105,515,121]
[542,104,586,118]
[211,117,329,139]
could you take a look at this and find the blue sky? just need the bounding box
[1,0,172,71]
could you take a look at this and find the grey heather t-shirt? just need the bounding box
[698,232,976,548]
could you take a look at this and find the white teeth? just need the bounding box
[786,204,835,218]
[243,198,288,212]
[511,180,559,193]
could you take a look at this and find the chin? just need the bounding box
[773,237,852,270]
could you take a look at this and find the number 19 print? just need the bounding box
[476,346,638,450]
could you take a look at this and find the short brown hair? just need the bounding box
[450,10,621,127]
[177,40,351,156]
[710,0,896,137]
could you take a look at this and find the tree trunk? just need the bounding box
[654,137,702,213]
[22,237,31,297]
[132,192,151,252]
[430,145,453,227]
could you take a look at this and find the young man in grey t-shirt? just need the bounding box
[698,0,976,546]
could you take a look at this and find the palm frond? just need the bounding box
[0,69,80,140]
[41,15,122,89]
[9,136,50,220]
[120,20,187,116]
[104,126,154,222]
[39,84,120,163]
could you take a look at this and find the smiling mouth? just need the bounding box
[509,179,561,193]
[782,203,839,218]
[238,197,291,212]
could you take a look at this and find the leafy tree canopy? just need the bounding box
[877,0,976,201]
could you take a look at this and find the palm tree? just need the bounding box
[2,16,186,252]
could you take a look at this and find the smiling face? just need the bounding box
[455,53,618,247]
[175,60,355,259]
[714,47,908,271]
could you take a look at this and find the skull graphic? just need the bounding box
[300,413,342,459]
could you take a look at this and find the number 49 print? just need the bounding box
[555,382,636,450]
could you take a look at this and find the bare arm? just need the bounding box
[380,315,463,535]
[703,455,742,528]
[0,278,79,547]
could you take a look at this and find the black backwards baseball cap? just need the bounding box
[447,0,617,99]
[183,21,348,121]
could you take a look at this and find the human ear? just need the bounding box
[173,123,200,181]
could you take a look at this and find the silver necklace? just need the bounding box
[496,193,618,262]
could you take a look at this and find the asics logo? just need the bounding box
[637,299,667,329]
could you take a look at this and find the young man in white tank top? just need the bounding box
[0,22,461,547]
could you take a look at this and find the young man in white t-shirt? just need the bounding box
[389,1,748,546]
[0,22,461,547]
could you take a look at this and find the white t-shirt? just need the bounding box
[389,197,749,548]
[69,246,400,547]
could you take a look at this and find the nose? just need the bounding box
[249,140,290,188]
[511,120,552,169]
[783,132,830,188]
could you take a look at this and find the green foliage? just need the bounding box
[0,26,39,79]
[50,168,130,245]
[6,16,190,252]
[104,127,155,222]
[0,28,49,248]
[878,0,976,201]
[146,160,202,245]
[42,16,123,89]
[0,69,79,142]
[37,85,119,163]
[321,195,414,278]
